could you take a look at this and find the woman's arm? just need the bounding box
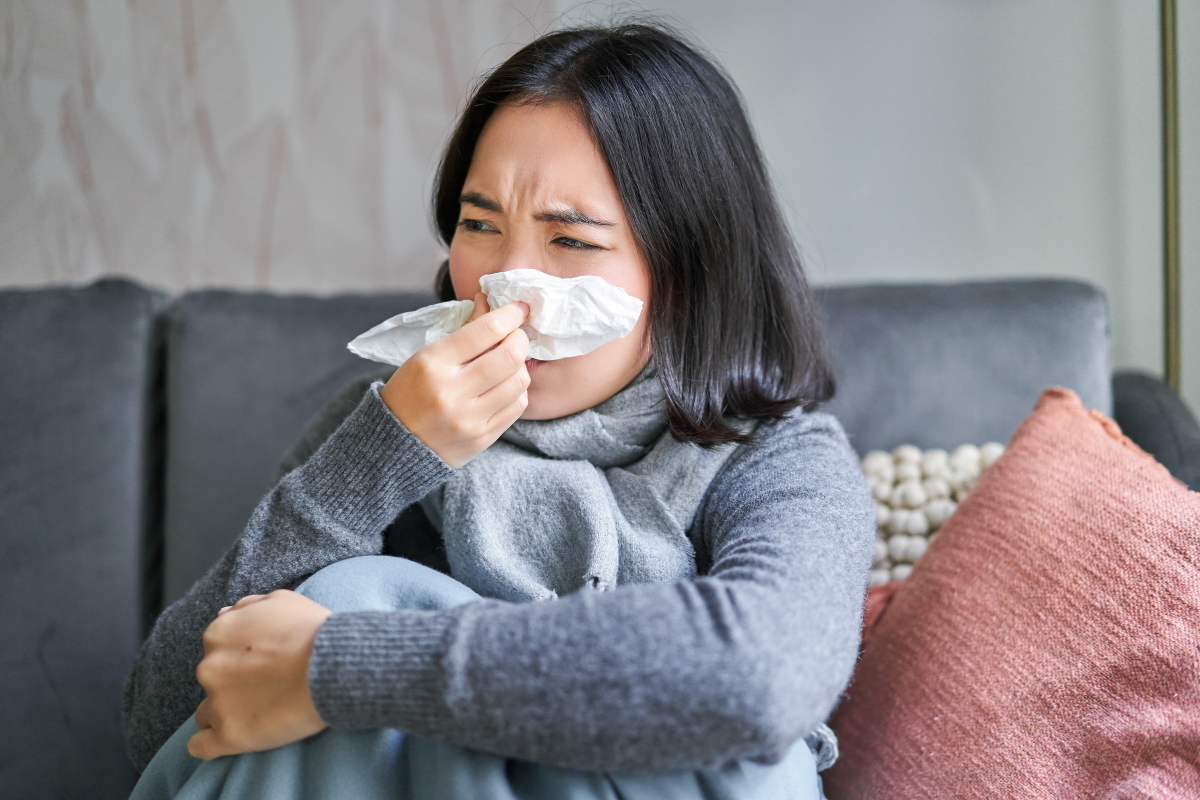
[122,383,454,771]
[124,299,531,770]
[309,411,875,773]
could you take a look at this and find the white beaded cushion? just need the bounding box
[860,442,1005,585]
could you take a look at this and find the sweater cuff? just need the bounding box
[295,382,454,533]
[309,610,450,731]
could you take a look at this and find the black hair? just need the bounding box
[432,22,834,446]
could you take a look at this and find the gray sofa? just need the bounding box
[3,277,1197,799]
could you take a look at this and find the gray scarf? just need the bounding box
[420,364,746,602]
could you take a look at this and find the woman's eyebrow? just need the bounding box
[534,204,616,227]
[459,191,502,213]
[459,192,615,227]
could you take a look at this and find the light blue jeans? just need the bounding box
[131,557,823,800]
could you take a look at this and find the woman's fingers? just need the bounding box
[189,591,332,760]
[190,688,226,758]
[188,726,221,760]
[218,594,266,617]
[476,356,531,418]
[438,301,529,365]
[460,326,530,397]
[465,292,489,324]
[380,298,532,468]
[487,387,530,432]
[194,697,213,730]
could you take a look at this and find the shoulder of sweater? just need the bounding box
[278,367,395,477]
[730,407,859,468]
[700,408,869,516]
[691,408,874,573]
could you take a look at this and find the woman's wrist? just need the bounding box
[293,383,456,532]
[308,609,450,732]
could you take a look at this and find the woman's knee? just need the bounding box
[295,556,480,613]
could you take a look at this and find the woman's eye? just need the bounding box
[553,236,600,251]
[457,219,497,233]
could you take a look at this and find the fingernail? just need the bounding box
[218,606,231,615]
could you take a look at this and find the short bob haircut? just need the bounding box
[432,23,834,447]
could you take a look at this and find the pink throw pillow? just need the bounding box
[825,388,1200,799]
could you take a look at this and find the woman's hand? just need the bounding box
[381,294,530,469]
[187,591,332,760]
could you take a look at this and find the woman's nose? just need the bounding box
[495,238,552,277]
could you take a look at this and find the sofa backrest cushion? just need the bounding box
[1113,370,1200,491]
[0,279,161,798]
[161,279,1112,605]
[818,279,1112,453]
[161,291,434,605]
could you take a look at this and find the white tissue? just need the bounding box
[346,300,474,366]
[479,269,643,360]
[347,269,644,366]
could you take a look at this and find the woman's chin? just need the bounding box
[520,348,651,420]
[521,367,552,420]
[520,360,575,420]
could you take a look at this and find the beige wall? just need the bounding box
[1180,1,1200,420]
[630,0,1198,411]
[1,0,1197,412]
[1,0,558,294]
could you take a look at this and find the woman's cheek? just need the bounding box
[447,239,489,301]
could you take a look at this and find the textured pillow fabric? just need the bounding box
[824,388,1200,799]
[858,581,900,655]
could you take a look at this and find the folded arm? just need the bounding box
[122,384,454,771]
[310,410,876,773]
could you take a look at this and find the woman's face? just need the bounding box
[448,101,652,420]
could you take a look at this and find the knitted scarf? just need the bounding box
[420,364,745,602]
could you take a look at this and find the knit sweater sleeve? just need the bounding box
[121,384,454,771]
[308,410,876,773]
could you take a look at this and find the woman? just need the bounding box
[124,22,875,799]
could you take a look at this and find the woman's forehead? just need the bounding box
[465,103,623,220]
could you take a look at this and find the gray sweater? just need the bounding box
[123,382,875,775]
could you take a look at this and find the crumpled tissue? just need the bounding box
[346,300,475,368]
[347,268,643,366]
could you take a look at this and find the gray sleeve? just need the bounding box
[308,411,876,773]
[278,368,395,478]
[122,383,454,771]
